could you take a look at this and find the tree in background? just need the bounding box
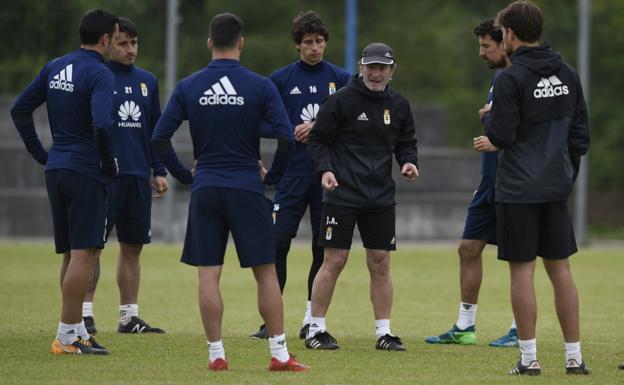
[1,0,622,192]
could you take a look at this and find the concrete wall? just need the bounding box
[1,95,481,242]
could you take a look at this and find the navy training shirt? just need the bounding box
[266,60,350,176]
[107,61,166,179]
[152,59,293,194]
[11,48,115,184]
[480,70,502,178]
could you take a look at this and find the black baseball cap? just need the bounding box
[360,42,395,65]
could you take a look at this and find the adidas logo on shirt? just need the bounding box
[49,64,74,92]
[533,75,569,99]
[118,100,142,128]
[290,86,302,95]
[199,76,244,106]
[357,112,369,121]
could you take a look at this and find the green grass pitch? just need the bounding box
[0,242,622,384]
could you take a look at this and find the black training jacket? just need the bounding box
[307,74,418,208]
[485,44,589,203]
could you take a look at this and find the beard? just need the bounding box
[488,57,507,69]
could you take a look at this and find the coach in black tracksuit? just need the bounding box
[304,43,418,352]
[473,1,589,376]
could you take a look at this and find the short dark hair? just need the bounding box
[496,0,543,43]
[291,11,330,44]
[474,19,502,43]
[209,13,244,49]
[118,17,137,38]
[79,9,119,45]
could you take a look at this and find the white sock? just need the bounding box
[119,304,139,325]
[268,333,290,362]
[82,302,94,318]
[302,301,312,326]
[307,316,326,338]
[207,340,226,363]
[519,338,537,366]
[565,341,582,363]
[375,319,391,338]
[456,302,477,330]
[510,318,517,330]
[77,320,90,340]
[57,322,80,346]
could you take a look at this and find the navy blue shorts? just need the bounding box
[462,176,497,245]
[45,169,107,254]
[181,187,276,267]
[318,203,396,251]
[106,176,151,245]
[272,175,322,238]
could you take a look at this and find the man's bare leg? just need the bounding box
[542,258,579,342]
[458,239,487,304]
[366,249,392,320]
[365,248,405,350]
[61,249,97,324]
[81,249,101,333]
[117,243,143,305]
[252,264,284,336]
[310,248,349,319]
[510,260,538,367]
[198,266,224,341]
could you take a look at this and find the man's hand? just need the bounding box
[151,176,169,198]
[321,171,338,192]
[401,163,419,181]
[294,121,314,143]
[258,160,268,181]
[478,103,491,119]
[473,135,498,152]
